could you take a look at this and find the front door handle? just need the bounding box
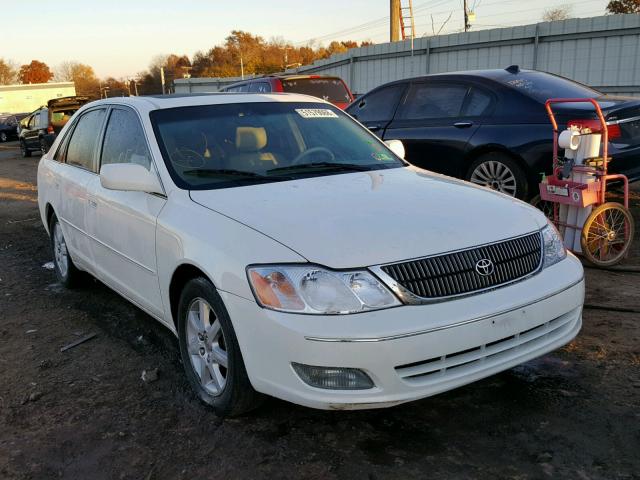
[453,122,473,128]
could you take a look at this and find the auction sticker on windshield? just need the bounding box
[295,109,339,119]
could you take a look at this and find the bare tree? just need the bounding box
[0,58,18,85]
[543,4,573,21]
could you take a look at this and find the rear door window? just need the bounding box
[100,108,152,170]
[65,109,106,172]
[348,84,405,123]
[398,83,468,120]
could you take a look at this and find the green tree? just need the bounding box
[18,60,53,84]
[606,0,640,13]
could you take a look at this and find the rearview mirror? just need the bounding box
[385,139,405,160]
[100,163,163,195]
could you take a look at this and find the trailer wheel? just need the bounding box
[581,202,634,267]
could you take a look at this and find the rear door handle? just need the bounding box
[453,122,473,128]
[367,125,381,131]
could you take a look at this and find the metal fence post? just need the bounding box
[533,24,540,69]
[425,39,430,74]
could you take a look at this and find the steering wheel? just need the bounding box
[290,147,335,166]
[172,147,206,168]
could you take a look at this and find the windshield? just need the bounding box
[500,72,601,101]
[151,102,404,190]
[281,78,352,104]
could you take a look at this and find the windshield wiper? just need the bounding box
[267,162,372,175]
[183,168,266,178]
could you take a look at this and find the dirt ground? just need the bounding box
[1,141,639,480]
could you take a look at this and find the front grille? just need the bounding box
[381,232,542,300]
[395,307,579,384]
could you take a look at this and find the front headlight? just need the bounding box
[247,265,401,314]
[542,221,567,268]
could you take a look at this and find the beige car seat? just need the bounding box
[229,127,277,170]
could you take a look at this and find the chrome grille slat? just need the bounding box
[380,232,542,300]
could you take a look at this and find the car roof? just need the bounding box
[373,67,542,87]
[81,92,332,112]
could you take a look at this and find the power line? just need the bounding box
[293,0,451,46]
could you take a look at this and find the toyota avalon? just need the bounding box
[37,93,584,416]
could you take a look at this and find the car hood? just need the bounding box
[190,167,547,268]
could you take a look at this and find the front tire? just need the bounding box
[49,214,81,287]
[0,132,7,142]
[40,137,48,155]
[20,140,32,158]
[177,277,262,417]
[466,152,528,199]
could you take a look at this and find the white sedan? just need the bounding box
[37,93,584,416]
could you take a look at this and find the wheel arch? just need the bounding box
[464,144,527,176]
[45,203,55,233]
[168,263,215,331]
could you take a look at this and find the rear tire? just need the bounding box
[177,277,262,417]
[40,137,48,155]
[20,140,31,158]
[466,152,529,199]
[49,214,81,288]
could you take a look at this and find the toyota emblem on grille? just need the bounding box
[475,258,494,276]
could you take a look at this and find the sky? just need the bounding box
[1,0,611,79]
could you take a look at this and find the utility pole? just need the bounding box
[463,0,470,32]
[390,0,400,42]
[160,67,166,95]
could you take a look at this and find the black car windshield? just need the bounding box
[150,102,404,190]
[500,71,601,101]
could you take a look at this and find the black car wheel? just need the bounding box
[0,132,7,142]
[20,140,31,158]
[466,152,528,199]
[177,277,262,417]
[40,138,48,155]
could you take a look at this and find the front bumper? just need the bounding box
[222,254,584,410]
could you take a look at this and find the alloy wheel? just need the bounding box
[53,222,69,279]
[470,161,517,196]
[185,298,228,396]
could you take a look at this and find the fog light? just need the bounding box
[292,363,374,390]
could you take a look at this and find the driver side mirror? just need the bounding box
[384,139,405,160]
[100,163,163,195]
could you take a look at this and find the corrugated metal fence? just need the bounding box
[175,14,640,97]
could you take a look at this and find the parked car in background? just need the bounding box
[19,96,90,156]
[0,114,21,142]
[220,75,354,109]
[346,67,640,199]
[38,93,583,416]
